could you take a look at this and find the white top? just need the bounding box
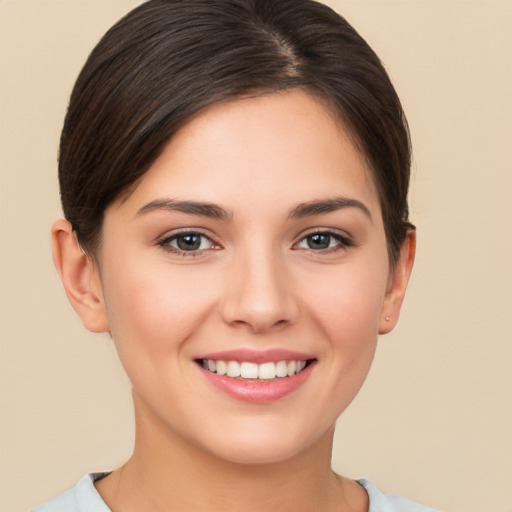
[32,473,438,511]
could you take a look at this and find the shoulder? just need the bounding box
[31,473,111,512]
[358,479,439,512]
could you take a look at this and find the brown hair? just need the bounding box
[59,0,413,264]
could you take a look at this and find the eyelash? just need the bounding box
[293,230,354,253]
[157,230,220,257]
[157,229,354,256]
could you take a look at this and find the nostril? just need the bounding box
[270,319,290,329]
[224,316,293,334]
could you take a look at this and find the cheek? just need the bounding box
[307,261,388,341]
[100,261,223,404]
[301,258,389,400]
[101,258,219,356]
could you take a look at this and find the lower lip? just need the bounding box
[199,362,315,403]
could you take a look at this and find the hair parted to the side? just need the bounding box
[59,0,413,265]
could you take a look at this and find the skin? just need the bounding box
[52,90,415,512]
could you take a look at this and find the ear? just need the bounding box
[378,228,416,335]
[51,219,110,333]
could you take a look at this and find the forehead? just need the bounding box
[112,90,380,218]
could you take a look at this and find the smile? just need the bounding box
[196,349,316,402]
[200,359,309,380]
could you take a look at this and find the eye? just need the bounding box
[295,231,352,251]
[158,231,218,254]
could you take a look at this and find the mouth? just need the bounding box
[196,358,315,381]
[195,349,317,402]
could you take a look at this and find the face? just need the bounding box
[91,90,405,464]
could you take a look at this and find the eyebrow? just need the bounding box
[136,199,232,220]
[136,196,371,222]
[288,197,372,221]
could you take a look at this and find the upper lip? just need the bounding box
[196,348,315,364]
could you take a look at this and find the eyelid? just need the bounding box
[296,226,352,240]
[155,227,354,255]
[157,228,222,255]
[292,228,354,251]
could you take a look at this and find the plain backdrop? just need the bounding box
[1,1,511,511]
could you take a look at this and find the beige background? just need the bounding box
[1,1,511,511]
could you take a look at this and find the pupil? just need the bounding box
[178,234,201,251]
[308,233,330,249]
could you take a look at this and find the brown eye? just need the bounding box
[176,234,202,251]
[159,232,216,253]
[295,231,353,252]
[306,233,331,249]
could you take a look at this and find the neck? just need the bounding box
[95,393,367,512]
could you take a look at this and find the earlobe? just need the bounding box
[378,228,416,335]
[51,219,110,333]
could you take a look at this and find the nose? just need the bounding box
[219,247,300,334]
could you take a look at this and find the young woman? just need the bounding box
[33,0,435,510]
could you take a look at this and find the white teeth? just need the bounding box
[287,360,297,376]
[258,362,276,380]
[275,360,288,377]
[203,359,309,379]
[226,360,241,378]
[240,362,258,379]
[216,360,227,376]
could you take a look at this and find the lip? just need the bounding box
[196,349,316,403]
[196,348,315,364]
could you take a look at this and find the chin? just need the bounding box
[207,441,307,466]
[196,420,332,466]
